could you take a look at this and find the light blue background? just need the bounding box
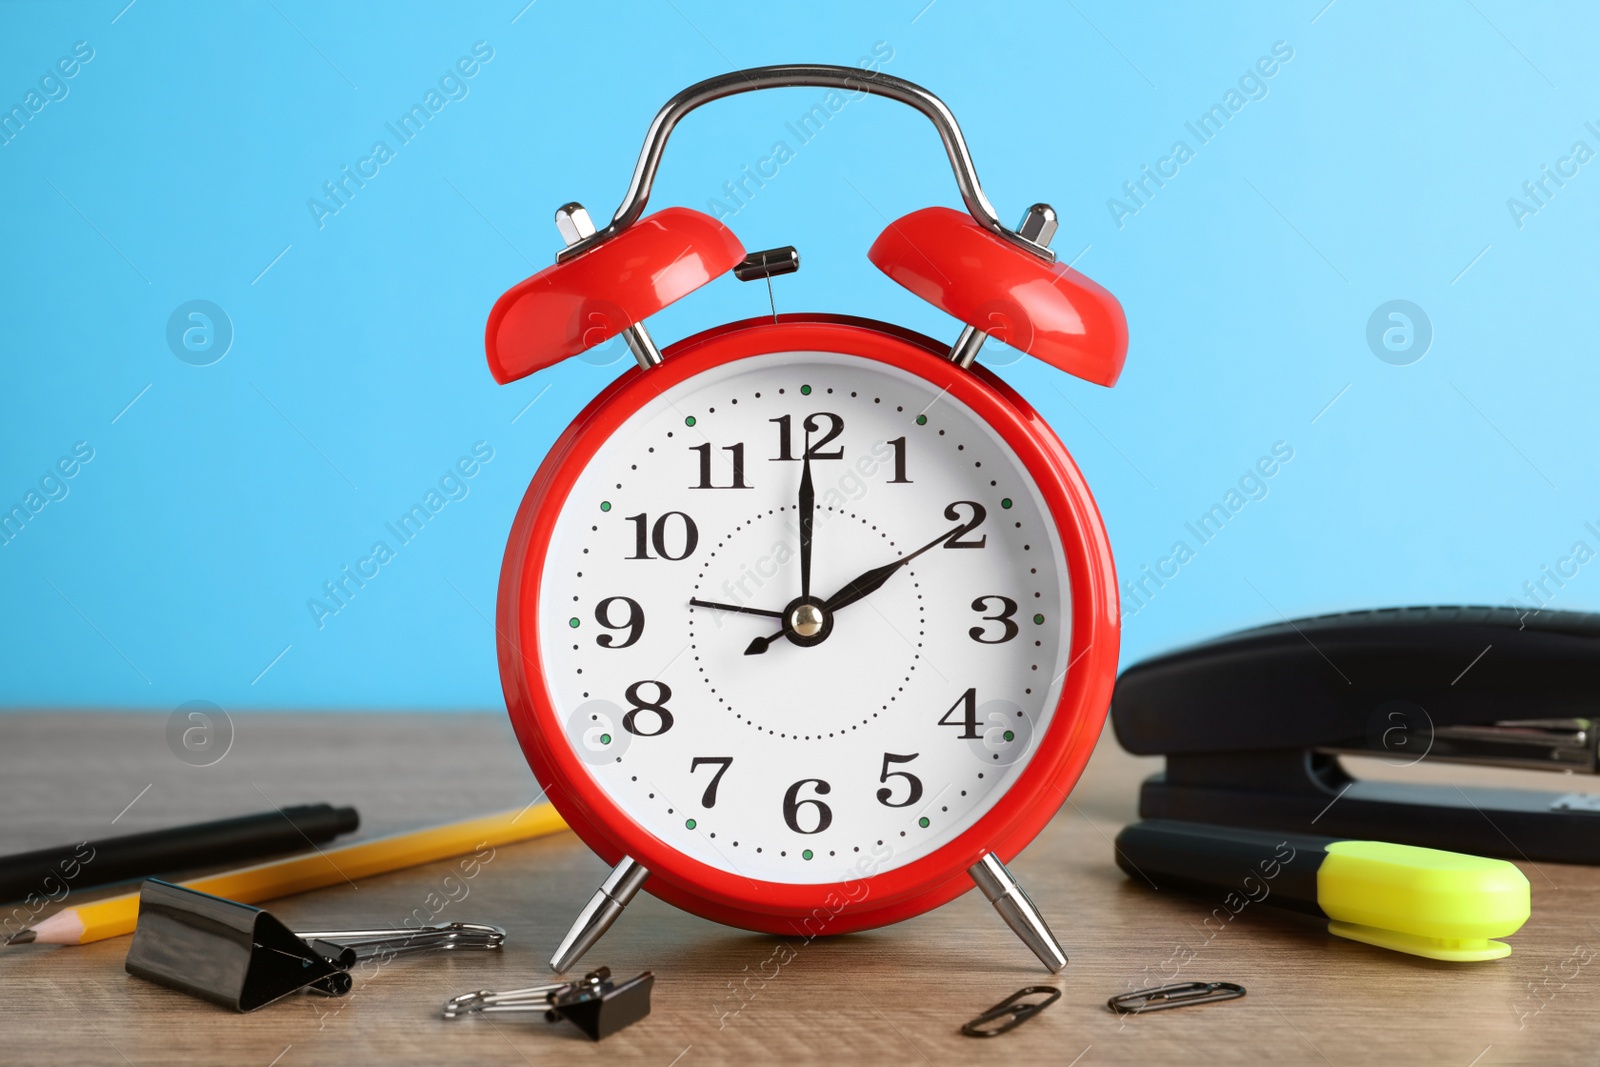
[3,1,1597,710]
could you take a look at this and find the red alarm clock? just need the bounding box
[484,66,1127,973]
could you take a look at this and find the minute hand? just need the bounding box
[822,524,965,614]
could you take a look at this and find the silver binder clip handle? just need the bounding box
[442,967,615,1019]
[297,921,507,960]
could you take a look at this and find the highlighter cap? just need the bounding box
[1318,840,1530,962]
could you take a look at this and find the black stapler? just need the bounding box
[1112,606,1600,865]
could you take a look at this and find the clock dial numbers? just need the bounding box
[594,596,644,649]
[621,680,674,737]
[969,595,1020,644]
[769,412,844,461]
[876,752,924,808]
[537,352,1072,882]
[625,511,699,561]
[690,442,751,490]
[938,687,983,739]
[782,778,834,835]
[943,500,988,549]
[689,756,733,808]
[886,436,911,483]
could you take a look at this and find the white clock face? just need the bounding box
[536,350,1072,884]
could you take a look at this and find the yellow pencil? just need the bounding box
[6,803,567,946]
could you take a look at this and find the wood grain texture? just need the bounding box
[1,711,1596,1066]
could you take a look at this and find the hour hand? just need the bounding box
[822,523,963,613]
[821,558,906,615]
[688,598,785,620]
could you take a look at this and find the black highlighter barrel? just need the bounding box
[0,804,360,903]
[1114,819,1331,918]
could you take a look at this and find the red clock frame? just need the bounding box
[497,313,1120,935]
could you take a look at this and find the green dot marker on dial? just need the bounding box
[686,818,697,830]
[599,501,611,512]
[918,817,930,828]
[1003,730,1015,742]
[1001,498,1013,509]
[916,414,928,426]
[600,733,611,745]
[684,415,696,427]
[802,849,813,860]
[800,384,812,395]
[1033,613,1045,625]
[568,617,580,628]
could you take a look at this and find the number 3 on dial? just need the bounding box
[969,595,1019,643]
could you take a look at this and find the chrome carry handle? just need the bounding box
[558,64,1055,264]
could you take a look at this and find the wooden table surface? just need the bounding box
[2,711,1597,1066]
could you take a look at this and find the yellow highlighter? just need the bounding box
[1115,820,1531,961]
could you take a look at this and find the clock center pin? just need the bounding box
[790,603,825,638]
[779,595,833,648]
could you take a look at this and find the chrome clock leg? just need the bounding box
[550,856,650,973]
[969,852,1068,973]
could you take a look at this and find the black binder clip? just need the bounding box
[444,966,655,1041]
[124,879,506,1012]
[125,880,355,1012]
[961,986,1061,1037]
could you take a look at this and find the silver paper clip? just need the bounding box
[299,921,505,960]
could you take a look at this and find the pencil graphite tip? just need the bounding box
[5,929,37,945]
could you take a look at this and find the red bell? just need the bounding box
[868,206,1128,387]
[486,205,745,383]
